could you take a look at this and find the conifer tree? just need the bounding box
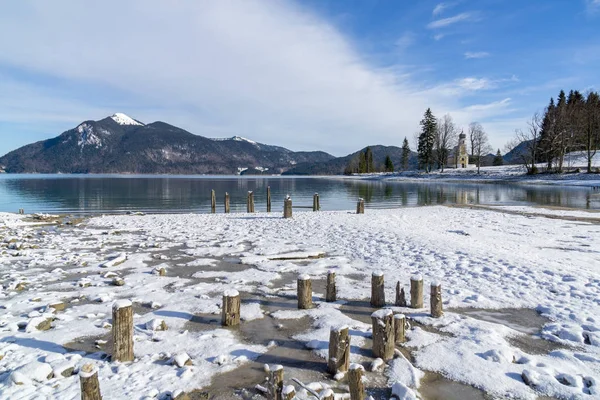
[418,108,436,172]
[384,155,394,172]
[493,149,503,166]
[365,147,374,173]
[401,137,410,171]
[358,152,367,173]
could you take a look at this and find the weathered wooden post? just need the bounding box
[297,274,312,309]
[371,272,385,307]
[394,314,406,344]
[283,195,292,219]
[328,325,350,375]
[326,270,336,302]
[224,192,230,213]
[313,193,320,211]
[79,363,102,400]
[221,289,241,327]
[348,364,366,400]
[395,281,407,307]
[371,309,394,361]
[430,282,443,318]
[410,275,424,309]
[247,191,255,213]
[267,365,284,400]
[267,186,272,213]
[112,300,134,362]
[211,190,216,213]
[356,198,365,214]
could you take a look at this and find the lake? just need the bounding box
[0,174,598,214]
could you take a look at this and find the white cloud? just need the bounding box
[464,51,490,59]
[432,3,448,16]
[586,0,600,13]
[395,31,415,50]
[434,33,446,41]
[427,12,476,29]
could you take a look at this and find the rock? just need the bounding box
[112,277,125,286]
[34,317,54,331]
[172,352,192,368]
[145,319,168,331]
[48,302,66,312]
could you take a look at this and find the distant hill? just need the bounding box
[503,140,532,165]
[0,113,334,174]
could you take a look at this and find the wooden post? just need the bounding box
[328,325,350,375]
[267,186,272,213]
[297,275,312,309]
[326,270,336,302]
[410,275,424,309]
[211,190,216,213]
[112,300,134,362]
[320,389,335,400]
[394,314,406,344]
[313,193,320,211]
[348,364,366,400]
[283,195,292,219]
[267,365,284,400]
[356,198,365,214]
[224,192,230,214]
[395,281,407,307]
[430,282,443,318]
[79,363,102,400]
[371,272,385,308]
[221,289,241,327]
[371,309,395,361]
[247,191,255,213]
[282,385,295,400]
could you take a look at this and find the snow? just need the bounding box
[223,289,239,297]
[113,299,132,310]
[110,113,143,126]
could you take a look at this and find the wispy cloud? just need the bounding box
[432,2,450,16]
[586,0,600,14]
[434,33,446,41]
[464,51,490,59]
[395,31,415,51]
[427,12,476,29]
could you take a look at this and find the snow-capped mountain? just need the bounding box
[0,114,333,174]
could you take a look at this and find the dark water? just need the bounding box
[0,174,598,214]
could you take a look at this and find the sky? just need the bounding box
[0,0,599,157]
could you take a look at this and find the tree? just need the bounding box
[493,149,503,166]
[384,155,394,172]
[469,122,492,174]
[512,112,542,174]
[468,122,484,167]
[538,97,558,171]
[435,114,458,172]
[401,137,410,171]
[358,151,366,173]
[418,108,437,172]
[583,91,600,173]
[365,147,374,173]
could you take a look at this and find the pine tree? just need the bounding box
[538,97,557,170]
[493,149,503,166]
[401,137,410,171]
[418,108,437,172]
[384,155,394,172]
[358,152,367,173]
[365,147,374,173]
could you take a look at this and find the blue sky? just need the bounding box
[0,0,599,157]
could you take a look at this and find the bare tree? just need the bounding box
[435,114,458,172]
[583,91,600,173]
[511,112,542,174]
[470,122,492,174]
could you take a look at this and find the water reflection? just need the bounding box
[0,175,597,214]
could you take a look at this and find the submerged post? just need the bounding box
[348,364,366,400]
[394,314,407,344]
[395,281,407,307]
[297,274,312,309]
[326,270,336,302]
[267,186,272,213]
[79,363,102,400]
[328,325,350,375]
[112,300,134,362]
[283,195,292,218]
[313,193,320,211]
[410,275,424,309]
[356,198,365,214]
[430,282,443,318]
[371,309,395,361]
[224,192,230,214]
[247,191,255,213]
[211,190,216,213]
[221,289,241,327]
[267,365,284,400]
[371,271,385,308]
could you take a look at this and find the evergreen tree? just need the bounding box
[365,147,374,173]
[493,149,503,166]
[418,108,437,172]
[358,152,367,173]
[401,137,410,171]
[538,97,557,170]
[384,155,394,172]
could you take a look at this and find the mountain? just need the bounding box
[503,140,532,164]
[282,145,419,175]
[0,114,334,174]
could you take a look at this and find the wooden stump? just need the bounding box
[79,363,102,400]
[348,364,366,400]
[267,186,272,213]
[320,389,335,400]
[112,300,134,362]
[430,282,443,318]
[356,198,365,214]
[328,325,350,375]
[395,281,407,307]
[297,275,312,309]
[394,314,406,344]
[313,193,320,211]
[211,190,216,213]
[371,309,395,361]
[267,365,284,400]
[326,270,336,302]
[410,275,424,309]
[224,192,230,214]
[221,290,241,327]
[370,272,385,308]
[247,191,255,213]
[283,196,292,219]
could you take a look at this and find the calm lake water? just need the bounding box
[0,174,598,214]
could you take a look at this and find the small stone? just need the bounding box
[61,367,74,378]
[49,302,66,312]
[112,277,125,286]
[36,318,54,331]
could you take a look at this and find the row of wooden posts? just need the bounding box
[80,271,431,400]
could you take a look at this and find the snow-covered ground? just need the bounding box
[1,206,600,399]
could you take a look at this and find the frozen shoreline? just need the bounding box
[1,206,600,399]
